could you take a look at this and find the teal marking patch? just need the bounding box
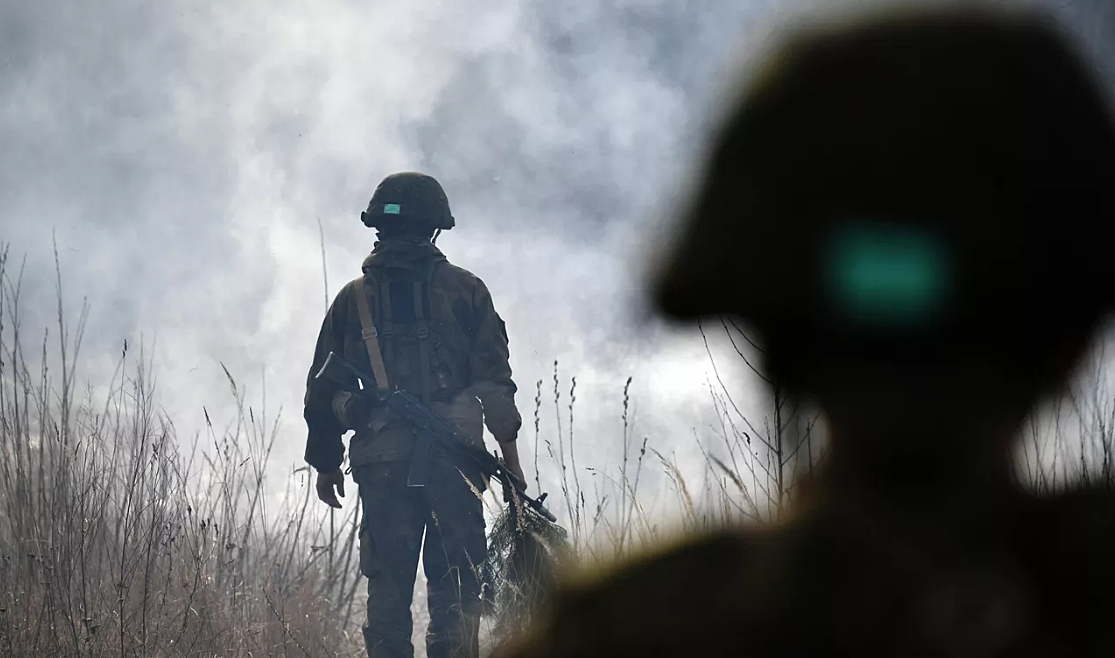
[384,203,401,214]
[825,222,952,327]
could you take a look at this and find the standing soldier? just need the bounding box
[303,172,526,658]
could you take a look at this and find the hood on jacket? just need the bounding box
[361,238,448,274]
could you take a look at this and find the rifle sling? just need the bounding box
[353,278,391,392]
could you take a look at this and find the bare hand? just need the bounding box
[505,460,527,491]
[497,441,527,493]
[316,469,345,509]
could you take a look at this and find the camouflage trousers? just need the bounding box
[353,451,487,658]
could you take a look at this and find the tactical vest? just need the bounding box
[362,257,460,405]
[347,253,487,464]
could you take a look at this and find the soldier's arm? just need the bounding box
[303,285,354,472]
[468,278,522,443]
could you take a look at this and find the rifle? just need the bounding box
[315,350,558,523]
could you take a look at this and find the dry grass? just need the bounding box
[0,244,365,658]
[3,238,1112,658]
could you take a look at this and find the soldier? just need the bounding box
[302,172,526,658]
[494,4,1115,657]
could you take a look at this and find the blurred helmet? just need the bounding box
[651,4,1115,388]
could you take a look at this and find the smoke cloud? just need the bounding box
[2,0,1113,517]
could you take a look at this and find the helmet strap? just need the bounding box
[432,228,442,244]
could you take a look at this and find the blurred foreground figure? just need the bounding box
[495,3,1115,657]
[303,172,526,658]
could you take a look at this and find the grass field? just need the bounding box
[2,243,1111,657]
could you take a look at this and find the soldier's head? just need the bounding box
[361,172,455,241]
[651,4,1115,461]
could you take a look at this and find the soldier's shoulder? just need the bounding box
[438,260,480,281]
[566,525,761,594]
[339,275,365,293]
[434,261,489,294]
[325,277,364,314]
[494,526,771,657]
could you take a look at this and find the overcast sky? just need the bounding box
[3,0,1114,521]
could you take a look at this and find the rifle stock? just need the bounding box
[315,351,558,523]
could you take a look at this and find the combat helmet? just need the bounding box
[361,172,455,231]
[651,4,1115,395]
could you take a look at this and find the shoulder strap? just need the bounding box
[413,279,434,404]
[377,279,396,376]
[352,277,391,392]
[414,257,447,403]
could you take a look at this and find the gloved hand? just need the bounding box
[331,391,375,431]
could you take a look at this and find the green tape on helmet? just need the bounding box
[384,203,401,214]
[826,222,952,327]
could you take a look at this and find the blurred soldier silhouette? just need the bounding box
[494,3,1115,657]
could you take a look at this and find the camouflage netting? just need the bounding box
[479,495,572,643]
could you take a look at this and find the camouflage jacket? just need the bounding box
[303,238,521,471]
